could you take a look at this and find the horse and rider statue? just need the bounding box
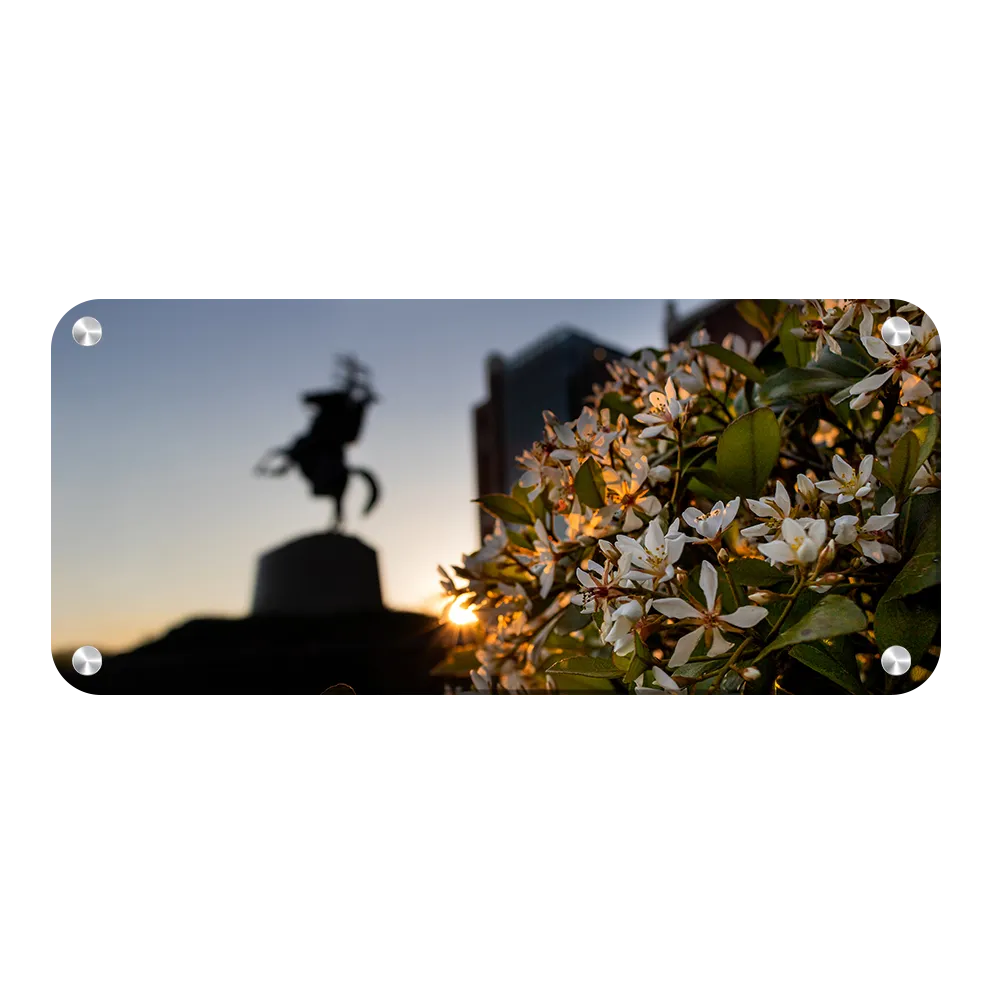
[255,355,381,530]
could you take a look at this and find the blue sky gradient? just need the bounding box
[52,300,702,650]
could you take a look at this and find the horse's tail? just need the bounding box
[349,467,381,516]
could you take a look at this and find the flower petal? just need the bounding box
[774,481,791,516]
[757,540,794,564]
[700,561,719,609]
[707,629,733,657]
[721,497,741,530]
[815,479,842,495]
[831,454,852,479]
[859,305,874,339]
[668,626,705,668]
[651,598,700,620]
[652,665,682,692]
[859,539,884,563]
[681,507,702,528]
[850,369,894,395]
[746,498,774,517]
[720,606,769,628]
[862,335,894,361]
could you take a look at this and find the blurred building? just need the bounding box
[663,299,764,346]
[473,326,623,537]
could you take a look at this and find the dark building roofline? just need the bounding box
[666,296,742,344]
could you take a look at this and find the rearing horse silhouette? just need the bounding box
[255,359,381,530]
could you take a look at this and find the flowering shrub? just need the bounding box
[438,300,940,694]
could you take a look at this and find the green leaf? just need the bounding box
[546,655,623,679]
[884,552,941,600]
[888,431,921,495]
[758,368,854,405]
[872,460,894,488]
[727,559,792,588]
[751,332,789,377]
[687,475,731,503]
[547,674,616,694]
[511,482,548,520]
[694,343,767,384]
[599,391,638,419]
[874,589,940,663]
[621,633,653,683]
[671,657,727,679]
[430,645,481,677]
[777,310,813,368]
[716,407,781,499]
[574,457,607,509]
[475,493,534,525]
[553,603,593,635]
[788,642,864,694]
[716,566,745,614]
[909,496,941,557]
[910,413,940,470]
[735,299,773,339]
[760,595,867,656]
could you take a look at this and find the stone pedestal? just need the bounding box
[251,533,383,616]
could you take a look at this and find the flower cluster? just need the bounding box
[438,301,941,695]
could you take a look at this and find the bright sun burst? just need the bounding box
[447,596,478,626]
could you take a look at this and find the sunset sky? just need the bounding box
[51,300,705,651]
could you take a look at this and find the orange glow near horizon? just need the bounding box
[447,595,478,626]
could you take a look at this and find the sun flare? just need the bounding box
[447,596,478,626]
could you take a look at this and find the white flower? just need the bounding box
[833,498,900,564]
[757,518,829,567]
[615,517,687,588]
[635,665,686,695]
[829,299,890,339]
[681,497,741,540]
[604,455,662,532]
[526,519,557,597]
[816,454,874,504]
[847,332,937,410]
[549,407,613,471]
[634,378,687,441]
[742,481,793,540]
[651,561,768,667]
[601,598,644,657]
[572,553,634,617]
[909,463,940,494]
[561,498,617,543]
[792,316,844,361]
[517,450,560,502]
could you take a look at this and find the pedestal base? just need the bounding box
[251,533,383,616]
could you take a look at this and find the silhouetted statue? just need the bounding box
[255,356,381,529]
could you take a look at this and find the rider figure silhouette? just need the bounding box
[255,356,381,530]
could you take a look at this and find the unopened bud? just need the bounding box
[694,435,717,448]
[796,473,818,504]
[818,501,831,519]
[738,665,761,682]
[817,572,842,586]
[674,568,688,587]
[717,548,730,565]
[748,590,775,605]
[850,557,866,571]
[817,539,837,571]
